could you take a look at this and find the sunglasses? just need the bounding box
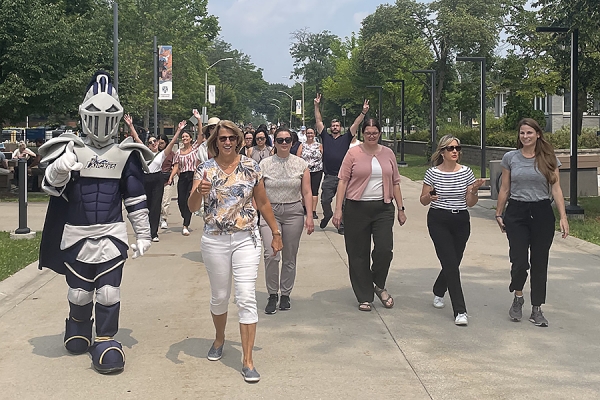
[256,136,266,141]
[148,140,157,144]
[275,137,293,144]
[218,135,238,143]
[444,145,462,152]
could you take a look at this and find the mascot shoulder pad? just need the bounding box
[119,137,153,172]
[38,134,85,163]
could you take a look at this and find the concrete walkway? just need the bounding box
[1,177,600,399]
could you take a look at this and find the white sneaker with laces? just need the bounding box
[152,237,159,242]
[455,313,468,326]
[433,296,445,309]
[182,227,190,236]
[160,220,168,229]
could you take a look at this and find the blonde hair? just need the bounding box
[206,120,244,157]
[430,135,461,166]
[517,118,557,184]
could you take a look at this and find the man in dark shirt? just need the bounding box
[314,93,369,234]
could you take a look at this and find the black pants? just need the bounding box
[177,171,194,227]
[144,172,164,239]
[310,171,323,196]
[504,199,555,306]
[344,200,394,303]
[427,208,470,316]
[321,173,343,228]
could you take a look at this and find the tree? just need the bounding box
[289,29,339,94]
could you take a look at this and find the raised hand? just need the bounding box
[55,141,83,173]
[178,120,187,131]
[124,114,133,126]
[314,93,322,105]
[362,99,370,114]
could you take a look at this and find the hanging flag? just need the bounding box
[208,85,216,104]
[296,99,302,115]
[158,45,172,100]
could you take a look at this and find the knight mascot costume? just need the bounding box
[38,71,153,373]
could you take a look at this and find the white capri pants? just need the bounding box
[201,229,262,324]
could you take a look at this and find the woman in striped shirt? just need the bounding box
[420,135,484,326]
[168,127,201,236]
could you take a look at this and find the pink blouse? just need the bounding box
[338,145,401,203]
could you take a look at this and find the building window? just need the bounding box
[564,93,571,113]
[534,95,548,114]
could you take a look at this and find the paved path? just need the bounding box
[1,177,600,399]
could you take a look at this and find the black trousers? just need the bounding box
[427,208,470,316]
[343,200,394,303]
[144,172,164,238]
[504,199,555,306]
[177,171,194,227]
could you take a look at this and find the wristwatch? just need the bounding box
[398,206,405,211]
[272,230,281,236]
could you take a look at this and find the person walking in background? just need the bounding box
[188,120,282,383]
[297,126,307,144]
[495,118,569,327]
[314,94,369,234]
[247,127,273,163]
[125,114,184,242]
[259,127,314,314]
[160,133,176,230]
[297,127,323,220]
[420,135,484,326]
[333,119,406,312]
[168,114,202,236]
[197,114,220,163]
[239,131,254,156]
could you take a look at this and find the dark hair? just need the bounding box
[159,134,169,143]
[272,127,293,154]
[361,118,381,133]
[331,119,340,124]
[252,126,272,147]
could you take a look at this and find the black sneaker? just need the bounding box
[279,295,291,311]
[509,295,524,321]
[529,306,548,327]
[265,294,278,314]
[337,227,344,235]
[320,216,331,229]
[312,211,319,220]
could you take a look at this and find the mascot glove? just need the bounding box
[131,239,151,259]
[54,141,84,174]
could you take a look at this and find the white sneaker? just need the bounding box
[182,227,190,236]
[160,220,168,229]
[433,296,445,309]
[455,313,468,326]
[152,236,159,242]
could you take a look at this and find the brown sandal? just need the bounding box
[358,302,372,312]
[374,286,394,308]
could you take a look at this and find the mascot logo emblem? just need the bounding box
[85,155,117,170]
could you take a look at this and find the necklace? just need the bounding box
[216,157,238,170]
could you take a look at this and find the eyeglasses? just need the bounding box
[275,137,293,144]
[256,136,266,141]
[218,135,238,143]
[444,145,462,152]
[364,132,380,137]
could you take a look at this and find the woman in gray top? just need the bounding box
[495,118,569,327]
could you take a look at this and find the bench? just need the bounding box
[557,154,600,197]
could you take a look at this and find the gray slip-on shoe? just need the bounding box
[207,343,223,361]
[241,366,261,382]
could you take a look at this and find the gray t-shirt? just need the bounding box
[501,150,561,202]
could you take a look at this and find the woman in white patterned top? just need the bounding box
[188,120,282,383]
[259,127,314,315]
[420,135,484,326]
[297,127,323,220]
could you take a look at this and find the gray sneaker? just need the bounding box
[529,306,548,327]
[241,366,261,383]
[509,296,524,321]
[207,343,223,361]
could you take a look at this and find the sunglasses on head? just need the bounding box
[444,145,462,152]
[218,135,238,143]
[275,137,293,144]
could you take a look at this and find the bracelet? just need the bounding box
[495,215,503,219]
[361,111,366,116]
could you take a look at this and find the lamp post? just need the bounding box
[269,103,281,125]
[536,26,583,217]
[285,77,305,126]
[205,57,233,105]
[386,79,406,166]
[456,57,487,181]
[366,85,383,144]
[412,70,437,145]
[278,90,293,128]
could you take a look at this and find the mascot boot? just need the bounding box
[89,338,125,374]
[64,317,93,355]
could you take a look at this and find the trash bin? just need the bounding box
[490,160,503,200]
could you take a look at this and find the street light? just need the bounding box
[278,90,293,128]
[386,79,406,166]
[412,70,437,145]
[456,56,487,181]
[269,103,281,125]
[536,26,583,217]
[205,57,233,104]
[285,77,305,126]
[366,85,383,144]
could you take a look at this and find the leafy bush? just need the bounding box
[504,93,546,131]
[547,127,600,149]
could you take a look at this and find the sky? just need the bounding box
[206,0,386,86]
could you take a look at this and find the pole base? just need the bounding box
[566,204,584,220]
[10,230,35,240]
[397,161,408,167]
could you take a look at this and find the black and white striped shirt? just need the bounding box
[423,165,475,210]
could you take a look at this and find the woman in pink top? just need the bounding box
[333,119,407,312]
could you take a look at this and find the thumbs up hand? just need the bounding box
[197,170,212,196]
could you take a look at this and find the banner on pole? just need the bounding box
[295,100,302,115]
[158,45,172,100]
[208,85,216,104]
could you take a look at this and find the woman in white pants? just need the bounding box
[188,120,282,383]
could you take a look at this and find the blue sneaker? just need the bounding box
[207,343,223,361]
[241,366,261,382]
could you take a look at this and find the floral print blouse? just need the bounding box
[194,156,262,235]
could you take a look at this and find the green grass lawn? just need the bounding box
[0,232,42,281]
[397,154,489,181]
[0,192,50,202]
[554,197,600,246]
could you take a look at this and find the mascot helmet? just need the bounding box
[79,72,123,144]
